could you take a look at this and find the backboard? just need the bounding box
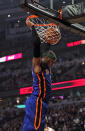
[20,0,85,37]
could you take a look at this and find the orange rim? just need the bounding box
[26,15,57,27]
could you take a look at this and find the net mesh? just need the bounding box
[29,15,61,44]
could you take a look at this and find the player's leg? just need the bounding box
[22,97,37,131]
[62,1,85,18]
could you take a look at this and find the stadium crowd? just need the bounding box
[0,102,24,131]
[47,100,85,131]
[0,96,85,130]
[0,55,85,92]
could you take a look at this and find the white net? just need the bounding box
[30,15,61,44]
[35,25,61,44]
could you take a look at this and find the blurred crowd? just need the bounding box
[51,55,85,83]
[0,102,24,131]
[0,55,85,92]
[47,101,85,131]
[1,96,85,130]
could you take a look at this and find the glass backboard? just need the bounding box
[20,0,85,37]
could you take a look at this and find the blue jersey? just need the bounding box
[22,68,52,131]
[32,68,52,103]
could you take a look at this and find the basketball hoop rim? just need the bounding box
[26,14,58,27]
[26,14,61,45]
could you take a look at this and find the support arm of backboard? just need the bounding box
[20,2,85,37]
[64,13,85,24]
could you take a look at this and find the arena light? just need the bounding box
[67,40,85,47]
[8,14,11,18]
[62,1,66,4]
[15,104,25,108]
[0,53,22,63]
[20,78,85,95]
[52,78,85,91]
[20,86,33,95]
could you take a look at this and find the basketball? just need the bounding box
[44,27,61,45]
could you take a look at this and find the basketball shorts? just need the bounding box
[22,95,48,131]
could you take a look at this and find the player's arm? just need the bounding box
[26,18,41,73]
[31,25,41,73]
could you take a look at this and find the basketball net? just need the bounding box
[26,15,61,45]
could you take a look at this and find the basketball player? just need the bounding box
[22,20,56,131]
